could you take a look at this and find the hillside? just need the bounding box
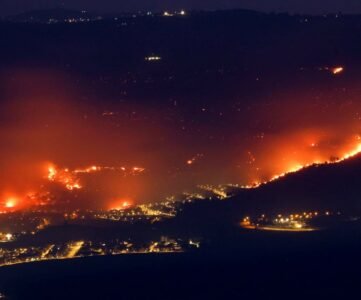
[235,153,361,214]
[171,153,361,230]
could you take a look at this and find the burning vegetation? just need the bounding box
[1,64,361,212]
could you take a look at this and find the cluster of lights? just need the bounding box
[138,204,176,217]
[0,233,14,243]
[163,10,186,17]
[274,211,321,223]
[198,185,228,199]
[0,237,190,268]
[241,211,337,232]
[145,56,162,61]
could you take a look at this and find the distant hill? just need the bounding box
[5,8,96,23]
[3,8,272,24]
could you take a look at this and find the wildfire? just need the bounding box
[46,163,145,192]
[1,196,21,211]
[109,199,133,210]
[5,199,16,208]
[243,141,361,189]
[72,165,145,175]
[4,132,361,212]
[47,165,82,191]
[48,166,57,181]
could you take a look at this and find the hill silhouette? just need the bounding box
[169,153,361,230]
[234,153,361,214]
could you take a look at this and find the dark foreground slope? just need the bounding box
[1,227,361,299]
[165,153,361,233]
[233,153,361,215]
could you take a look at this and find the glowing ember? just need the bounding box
[5,233,13,240]
[122,201,130,208]
[5,199,16,208]
[332,66,344,75]
[186,154,203,166]
[47,166,57,181]
[110,199,133,210]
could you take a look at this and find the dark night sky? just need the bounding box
[2,0,361,16]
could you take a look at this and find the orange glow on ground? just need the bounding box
[5,199,16,208]
[109,199,133,211]
[242,140,361,189]
[2,137,361,212]
[46,164,82,191]
[1,195,22,211]
[46,164,145,193]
